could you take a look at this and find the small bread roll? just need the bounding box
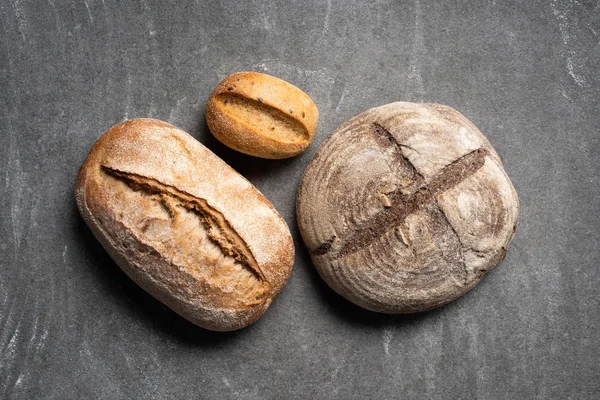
[206,72,318,159]
[76,119,294,331]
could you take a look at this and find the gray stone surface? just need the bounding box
[1,0,599,398]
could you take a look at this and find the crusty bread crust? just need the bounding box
[76,119,294,331]
[206,71,318,159]
[297,102,519,314]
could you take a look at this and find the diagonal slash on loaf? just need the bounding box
[313,123,488,261]
[102,165,267,281]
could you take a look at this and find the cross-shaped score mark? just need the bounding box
[313,123,489,262]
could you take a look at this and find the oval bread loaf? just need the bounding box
[206,71,319,159]
[297,102,519,314]
[76,119,294,331]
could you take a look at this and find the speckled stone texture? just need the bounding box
[1,1,599,399]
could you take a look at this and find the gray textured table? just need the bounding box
[1,1,599,399]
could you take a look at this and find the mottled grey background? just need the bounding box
[1,0,599,399]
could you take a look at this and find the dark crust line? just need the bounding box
[216,93,309,141]
[315,123,488,260]
[102,166,266,282]
[313,235,336,256]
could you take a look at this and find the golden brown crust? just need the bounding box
[76,118,294,331]
[297,102,519,314]
[206,72,319,159]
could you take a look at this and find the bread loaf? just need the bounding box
[76,119,294,331]
[297,102,519,313]
[206,72,318,159]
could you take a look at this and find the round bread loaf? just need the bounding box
[297,102,519,313]
[76,119,294,331]
[206,71,319,159]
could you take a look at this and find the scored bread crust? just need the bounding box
[297,102,519,314]
[76,119,294,331]
[206,71,319,159]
